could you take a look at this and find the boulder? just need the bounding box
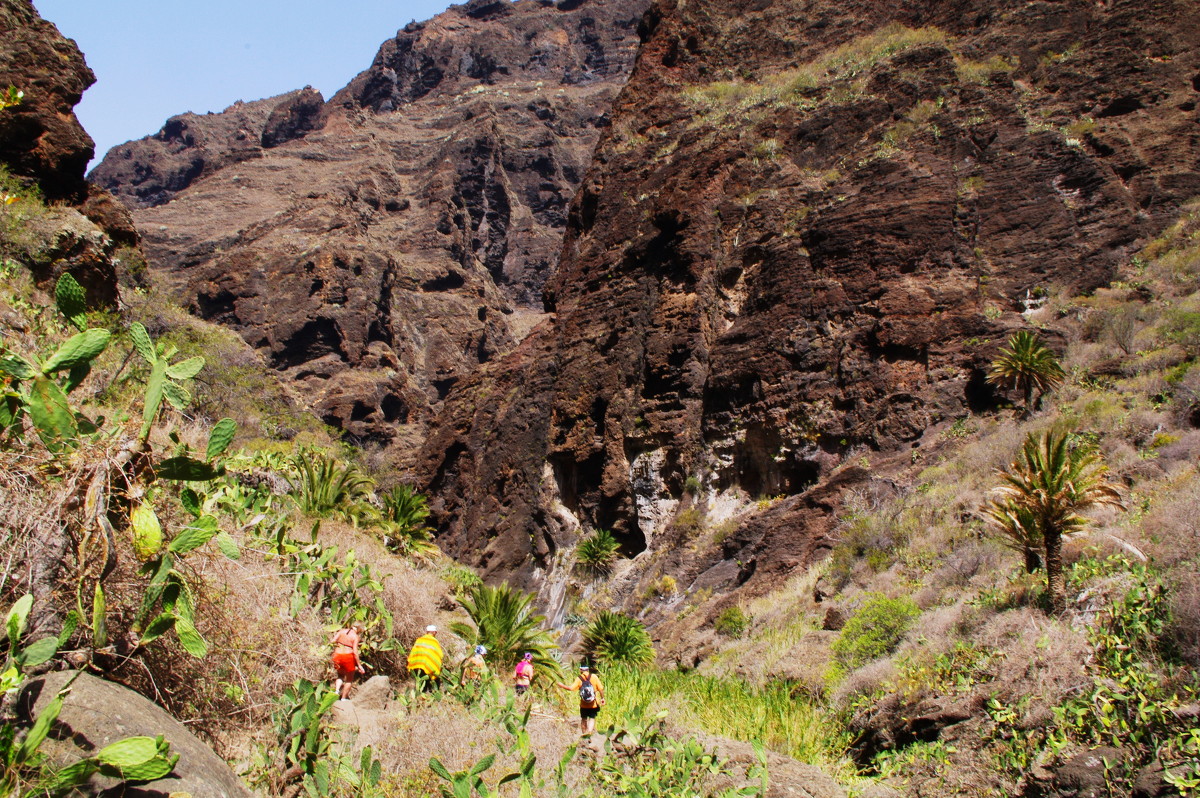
[352,675,392,711]
[700,733,846,798]
[1132,759,1184,798]
[18,671,251,797]
[1043,747,1125,798]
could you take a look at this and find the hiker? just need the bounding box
[461,645,488,686]
[331,620,365,700]
[407,624,444,691]
[514,651,534,695]
[556,663,605,736]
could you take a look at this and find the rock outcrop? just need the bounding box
[92,0,647,451]
[0,0,135,302]
[19,671,252,797]
[417,0,1200,603]
[0,0,94,202]
[90,87,327,208]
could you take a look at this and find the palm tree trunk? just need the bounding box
[1044,531,1065,613]
[1023,547,1042,573]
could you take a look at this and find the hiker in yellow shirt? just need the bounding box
[556,663,605,736]
[407,624,444,691]
[460,645,488,686]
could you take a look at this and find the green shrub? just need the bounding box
[675,507,704,537]
[831,593,920,669]
[713,606,749,638]
[442,564,482,600]
[1162,308,1200,350]
[582,611,655,667]
[576,528,621,576]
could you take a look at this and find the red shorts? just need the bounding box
[332,652,358,679]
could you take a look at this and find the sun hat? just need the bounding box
[522,652,533,661]
[475,645,487,656]
[426,624,438,632]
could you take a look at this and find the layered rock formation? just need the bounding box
[91,87,326,208]
[418,0,1200,605]
[92,0,647,449]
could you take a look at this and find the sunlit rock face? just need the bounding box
[91,0,648,455]
[418,0,1200,597]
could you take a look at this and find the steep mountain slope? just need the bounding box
[92,0,647,452]
[419,0,1200,603]
[91,87,326,208]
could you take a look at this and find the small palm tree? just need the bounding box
[289,449,374,518]
[981,497,1043,573]
[450,582,561,679]
[987,428,1123,613]
[575,528,621,576]
[379,484,437,559]
[582,611,655,667]
[986,330,1066,416]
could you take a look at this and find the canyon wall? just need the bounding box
[417,0,1200,605]
[92,0,647,451]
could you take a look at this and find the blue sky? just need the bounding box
[32,1,455,168]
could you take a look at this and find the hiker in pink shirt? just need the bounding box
[514,651,534,695]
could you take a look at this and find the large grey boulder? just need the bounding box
[18,671,251,797]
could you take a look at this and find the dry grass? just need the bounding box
[309,519,449,649]
[976,608,1089,718]
[375,692,584,797]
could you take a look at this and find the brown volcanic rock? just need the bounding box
[89,87,326,208]
[94,0,646,451]
[0,0,95,202]
[0,0,135,304]
[419,0,1200,596]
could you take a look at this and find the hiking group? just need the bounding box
[335,623,607,736]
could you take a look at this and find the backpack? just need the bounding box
[579,674,596,703]
[514,661,532,680]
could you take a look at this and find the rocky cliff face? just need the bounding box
[0,0,136,304]
[91,0,647,450]
[90,87,326,208]
[418,0,1200,605]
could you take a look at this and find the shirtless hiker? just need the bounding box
[331,621,366,699]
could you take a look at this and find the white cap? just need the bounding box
[426,624,438,632]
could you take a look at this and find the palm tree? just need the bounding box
[379,484,437,559]
[986,330,1066,416]
[987,428,1122,613]
[575,528,621,577]
[980,496,1043,573]
[582,611,655,667]
[450,582,561,679]
[289,449,374,518]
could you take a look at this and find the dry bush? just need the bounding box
[901,602,972,652]
[0,453,63,603]
[1136,474,1200,568]
[773,630,838,695]
[829,657,897,708]
[1167,571,1200,666]
[976,608,1089,722]
[1155,430,1200,466]
[310,519,446,646]
[924,541,1004,596]
[93,530,327,757]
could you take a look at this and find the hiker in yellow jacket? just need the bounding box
[407,624,444,690]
